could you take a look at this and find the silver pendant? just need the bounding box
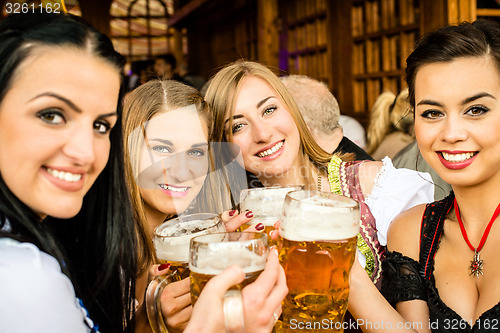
[469,250,484,278]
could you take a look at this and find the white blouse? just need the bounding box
[0,238,97,332]
[365,157,434,247]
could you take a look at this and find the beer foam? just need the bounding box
[154,219,223,262]
[240,186,302,218]
[190,245,267,275]
[246,216,279,227]
[280,193,360,241]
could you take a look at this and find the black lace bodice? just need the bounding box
[381,194,500,332]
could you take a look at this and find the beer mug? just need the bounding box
[278,190,359,331]
[239,186,303,243]
[189,232,269,331]
[146,213,225,333]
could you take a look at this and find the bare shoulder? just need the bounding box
[358,161,383,197]
[387,203,427,260]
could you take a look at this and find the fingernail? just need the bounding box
[229,210,237,217]
[158,263,170,271]
[245,211,253,218]
[255,223,265,231]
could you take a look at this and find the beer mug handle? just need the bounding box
[145,273,177,333]
[223,289,245,333]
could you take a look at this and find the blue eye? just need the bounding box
[36,109,65,125]
[188,149,205,157]
[152,145,172,154]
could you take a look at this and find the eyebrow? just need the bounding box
[31,92,82,113]
[30,92,117,118]
[149,138,208,148]
[462,92,495,104]
[223,96,275,126]
[417,92,496,108]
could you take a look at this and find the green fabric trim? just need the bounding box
[327,155,342,195]
[327,155,375,279]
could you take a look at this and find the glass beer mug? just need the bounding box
[239,186,303,244]
[146,213,225,333]
[189,232,269,331]
[278,190,360,332]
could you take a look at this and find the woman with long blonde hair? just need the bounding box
[367,89,415,160]
[205,60,434,294]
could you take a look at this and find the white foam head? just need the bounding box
[280,190,360,241]
[154,214,223,262]
[240,186,303,221]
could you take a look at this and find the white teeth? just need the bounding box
[257,141,283,157]
[46,168,82,182]
[441,152,475,162]
[159,184,189,192]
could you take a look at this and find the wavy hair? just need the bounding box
[366,89,413,154]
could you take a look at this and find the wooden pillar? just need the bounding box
[447,0,476,24]
[79,0,113,36]
[257,0,279,68]
[329,0,354,116]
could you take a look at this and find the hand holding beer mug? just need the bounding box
[239,186,303,244]
[189,232,269,332]
[278,190,359,332]
[146,213,225,333]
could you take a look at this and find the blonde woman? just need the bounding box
[205,60,434,291]
[367,89,415,160]
[122,79,285,332]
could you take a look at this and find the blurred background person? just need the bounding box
[281,74,372,160]
[339,114,367,150]
[367,89,414,160]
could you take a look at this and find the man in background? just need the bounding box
[281,75,372,160]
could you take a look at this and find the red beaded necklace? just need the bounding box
[454,198,500,277]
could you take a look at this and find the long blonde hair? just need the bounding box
[123,79,230,265]
[366,89,414,154]
[205,60,349,189]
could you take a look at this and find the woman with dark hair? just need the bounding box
[349,20,500,332]
[0,12,140,332]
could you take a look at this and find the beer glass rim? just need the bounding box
[154,212,221,238]
[285,190,359,208]
[241,184,304,192]
[190,231,268,245]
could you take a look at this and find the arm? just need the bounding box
[386,205,431,333]
[348,204,431,333]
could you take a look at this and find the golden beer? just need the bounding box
[157,259,190,281]
[278,191,360,332]
[239,216,278,245]
[189,232,269,308]
[190,268,263,304]
[278,237,357,330]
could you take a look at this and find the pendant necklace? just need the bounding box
[454,198,500,278]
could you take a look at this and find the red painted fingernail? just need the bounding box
[255,223,265,231]
[158,263,170,271]
[229,210,237,217]
[245,211,253,218]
